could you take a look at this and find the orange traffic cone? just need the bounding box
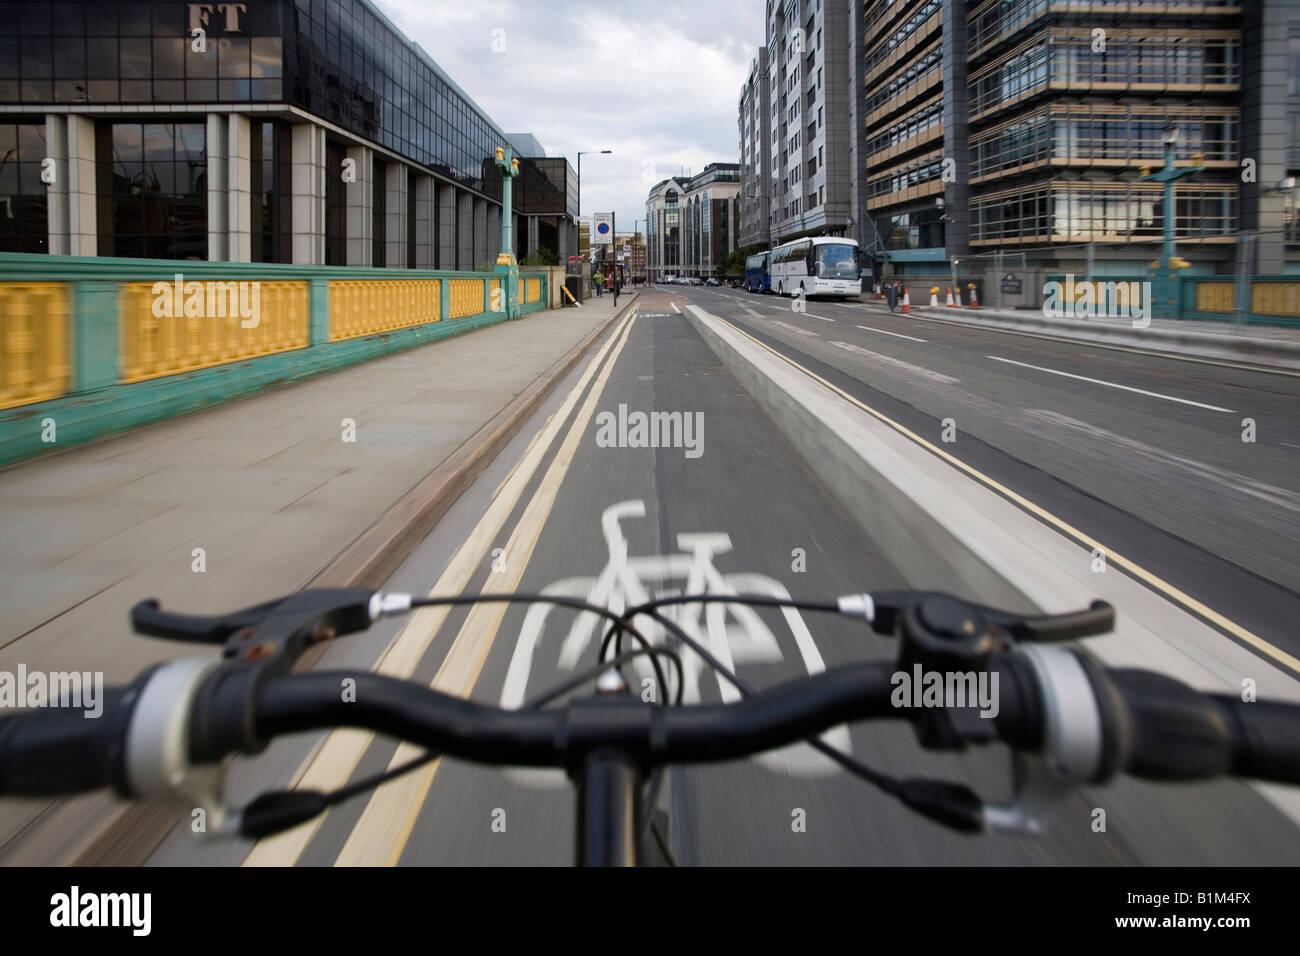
[945,287,955,308]
[929,286,939,307]
[873,283,883,299]
[901,287,911,314]
[967,284,980,309]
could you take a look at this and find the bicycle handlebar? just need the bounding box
[2,587,1299,852]
[2,651,1299,805]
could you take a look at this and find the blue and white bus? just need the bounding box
[769,236,860,299]
[744,251,771,293]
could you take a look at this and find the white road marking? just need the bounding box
[772,320,818,336]
[856,324,927,343]
[987,355,1234,412]
[804,313,836,323]
[671,302,681,313]
[830,341,959,384]
[743,307,763,318]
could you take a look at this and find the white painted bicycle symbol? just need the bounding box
[500,500,851,787]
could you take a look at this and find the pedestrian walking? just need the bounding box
[593,271,604,297]
[886,280,898,313]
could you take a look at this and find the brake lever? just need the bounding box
[131,597,285,643]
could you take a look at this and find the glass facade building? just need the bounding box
[0,0,578,265]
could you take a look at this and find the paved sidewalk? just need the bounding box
[0,296,630,685]
[857,296,1300,367]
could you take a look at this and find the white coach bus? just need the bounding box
[768,236,861,299]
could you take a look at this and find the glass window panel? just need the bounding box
[219,78,250,100]
[120,38,150,78]
[186,79,216,100]
[0,37,16,78]
[218,38,249,78]
[54,38,85,78]
[52,2,84,35]
[119,2,151,34]
[87,38,117,78]
[87,80,117,101]
[153,0,183,35]
[54,80,85,102]
[153,80,183,101]
[22,38,53,78]
[251,37,282,77]
[86,2,117,35]
[21,80,52,102]
[153,38,184,78]
[186,40,217,77]
[120,79,151,101]
[142,124,173,163]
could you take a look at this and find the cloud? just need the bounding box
[372,0,761,228]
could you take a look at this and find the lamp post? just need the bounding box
[494,144,521,318]
[632,218,644,284]
[1139,123,1204,317]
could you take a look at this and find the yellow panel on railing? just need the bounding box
[0,282,70,410]
[524,278,541,304]
[489,278,502,312]
[329,279,441,342]
[449,278,484,319]
[1195,282,1235,313]
[1252,282,1300,318]
[119,279,308,383]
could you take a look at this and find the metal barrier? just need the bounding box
[0,252,550,465]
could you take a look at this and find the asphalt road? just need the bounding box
[151,290,1300,866]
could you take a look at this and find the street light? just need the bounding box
[1139,121,1204,316]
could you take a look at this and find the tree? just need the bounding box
[521,244,561,267]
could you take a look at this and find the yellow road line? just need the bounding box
[241,307,638,866]
[709,310,1300,677]
[333,310,639,866]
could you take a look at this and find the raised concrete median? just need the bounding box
[685,302,1300,714]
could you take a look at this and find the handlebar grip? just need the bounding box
[1214,696,1300,785]
[1107,669,1300,785]
[0,685,138,797]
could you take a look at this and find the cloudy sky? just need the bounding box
[372,0,764,231]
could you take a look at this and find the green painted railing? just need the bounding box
[0,253,548,467]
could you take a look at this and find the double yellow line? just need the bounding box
[244,307,639,866]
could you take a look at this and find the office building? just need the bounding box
[0,0,578,267]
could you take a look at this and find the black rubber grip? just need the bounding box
[1213,696,1300,785]
[0,686,136,796]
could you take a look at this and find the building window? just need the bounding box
[99,121,207,259]
[0,122,48,253]
[1291,37,1300,96]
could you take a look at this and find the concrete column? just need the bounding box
[226,113,253,262]
[473,197,488,268]
[44,114,95,256]
[291,122,326,265]
[206,114,229,260]
[413,173,435,268]
[345,144,373,267]
[457,190,473,269]
[941,0,971,259]
[386,162,408,269]
[486,204,501,263]
[437,182,457,268]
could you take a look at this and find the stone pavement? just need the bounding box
[0,295,633,686]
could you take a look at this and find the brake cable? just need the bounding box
[240,593,662,840]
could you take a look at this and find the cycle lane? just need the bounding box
[332,293,1162,866]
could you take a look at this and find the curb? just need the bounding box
[683,302,1300,697]
[1,296,638,868]
[907,306,1300,369]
